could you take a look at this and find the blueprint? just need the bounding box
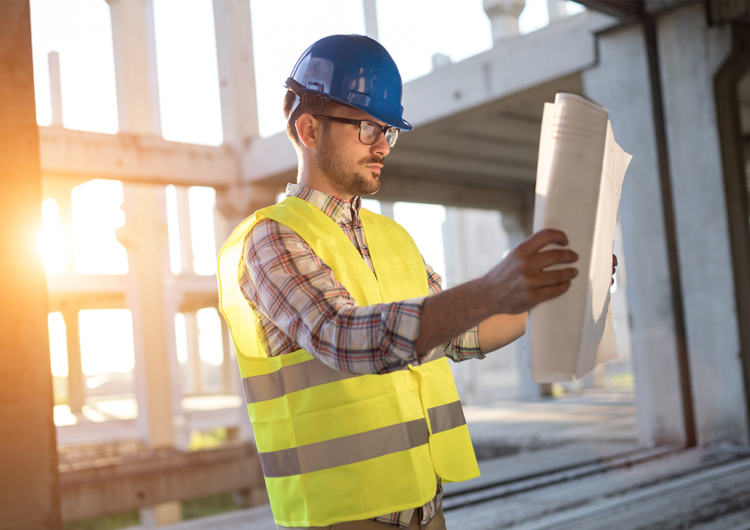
[525,93,632,382]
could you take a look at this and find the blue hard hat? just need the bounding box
[285,34,412,131]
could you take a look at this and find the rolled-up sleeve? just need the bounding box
[242,218,423,374]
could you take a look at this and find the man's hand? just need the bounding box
[481,229,579,315]
[415,229,578,356]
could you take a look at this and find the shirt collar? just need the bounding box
[285,183,362,225]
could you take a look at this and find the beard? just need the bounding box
[317,131,383,197]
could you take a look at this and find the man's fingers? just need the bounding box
[528,248,579,272]
[519,229,569,255]
[529,267,578,288]
[533,280,572,304]
[612,254,618,284]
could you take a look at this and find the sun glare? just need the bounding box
[188,186,218,276]
[79,309,135,376]
[41,198,64,274]
[197,307,224,366]
[71,179,128,275]
[48,312,69,377]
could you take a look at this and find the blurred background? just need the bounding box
[4,0,750,529]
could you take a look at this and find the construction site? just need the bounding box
[2,0,750,529]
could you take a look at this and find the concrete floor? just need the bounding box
[117,389,749,530]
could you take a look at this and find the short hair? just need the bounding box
[283,90,342,148]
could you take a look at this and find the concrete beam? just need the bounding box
[241,12,612,186]
[39,127,237,187]
[0,1,62,527]
[402,10,613,128]
[376,170,532,213]
[59,442,264,522]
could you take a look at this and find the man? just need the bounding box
[218,35,611,529]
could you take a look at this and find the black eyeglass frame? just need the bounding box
[313,115,400,147]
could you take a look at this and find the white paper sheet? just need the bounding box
[526,93,632,382]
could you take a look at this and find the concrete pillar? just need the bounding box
[118,185,174,449]
[48,51,63,127]
[363,0,379,41]
[431,53,452,71]
[582,21,686,445]
[547,0,568,23]
[380,201,395,219]
[118,185,182,526]
[0,1,62,527]
[184,310,202,395]
[657,4,748,444]
[176,186,194,274]
[483,0,525,43]
[106,0,161,136]
[61,308,85,414]
[164,288,189,450]
[213,0,259,151]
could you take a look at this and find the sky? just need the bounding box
[31,0,582,383]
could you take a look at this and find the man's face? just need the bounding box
[315,105,392,198]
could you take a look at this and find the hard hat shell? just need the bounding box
[285,34,412,131]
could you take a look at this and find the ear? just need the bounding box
[296,114,322,149]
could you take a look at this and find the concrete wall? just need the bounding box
[657,4,748,445]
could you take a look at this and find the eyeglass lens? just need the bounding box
[359,121,399,148]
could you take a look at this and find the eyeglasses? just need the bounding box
[313,115,400,148]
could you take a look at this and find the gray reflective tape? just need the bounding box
[258,446,301,478]
[244,347,448,405]
[242,370,285,404]
[427,400,466,434]
[258,418,429,478]
[242,360,360,404]
[281,359,359,394]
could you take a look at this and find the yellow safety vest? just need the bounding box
[217,196,479,527]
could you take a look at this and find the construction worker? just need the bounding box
[218,35,612,529]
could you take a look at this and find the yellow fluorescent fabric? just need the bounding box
[217,196,479,527]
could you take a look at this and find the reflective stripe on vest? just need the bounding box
[217,197,479,527]
[241,348,446,405]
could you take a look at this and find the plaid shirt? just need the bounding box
[239,183,483,528]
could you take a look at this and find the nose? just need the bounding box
[371,130,390,157]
